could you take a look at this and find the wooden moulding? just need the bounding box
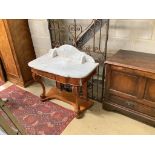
[103,100,155,127]
[31,68,96,86]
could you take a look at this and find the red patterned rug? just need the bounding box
[0,81,5,86]
[0,85,75,135]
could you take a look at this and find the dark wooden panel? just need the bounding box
[110,70,138,96]
[0,20,19,77]
[103,100,155,127]
[105,50,155,74]
[111,65,155,80]
[110,94,155,118]
[104,50,155,126]
[6,19,36,82]
[0,58,6,81]
[0,19,36,87]
[144,79,155,102]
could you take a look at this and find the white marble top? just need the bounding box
[28,45,99,78]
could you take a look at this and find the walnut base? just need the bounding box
[41,87,94,118]
[31,68,96,119]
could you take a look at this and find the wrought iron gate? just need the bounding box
[48,19,109,102]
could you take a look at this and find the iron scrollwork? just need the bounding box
[48,19,109,102]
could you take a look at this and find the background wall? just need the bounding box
[108,20,155,55]
[28,19,51,57]
[28,19,155,57]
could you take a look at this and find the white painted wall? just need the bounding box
[28,19,51,57]
[108,20,155,55]
[28,19,155,57]
[28,19,54,85]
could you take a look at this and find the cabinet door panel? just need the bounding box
[110,70,138,96]
[0,20,19,77]
[144,79,155,102]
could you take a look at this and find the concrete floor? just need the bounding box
[1,81,155,134]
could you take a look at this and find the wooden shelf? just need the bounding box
[42,87,94,113]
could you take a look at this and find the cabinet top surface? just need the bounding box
[105,50,155,73]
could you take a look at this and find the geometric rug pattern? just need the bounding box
[0,85,75,135]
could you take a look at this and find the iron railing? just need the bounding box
[48,19,109,102]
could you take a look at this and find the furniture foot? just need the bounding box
[76,111,84,119]
[41,96,55,102]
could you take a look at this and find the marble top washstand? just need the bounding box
[28,45,99,118]
[28,44,99,79]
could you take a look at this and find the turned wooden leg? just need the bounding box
[82,81,88,100]
[72,86,82,118]
[32,72,46,100]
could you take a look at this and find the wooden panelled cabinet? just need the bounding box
[104,50,155,126]
[0,19,36,87]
